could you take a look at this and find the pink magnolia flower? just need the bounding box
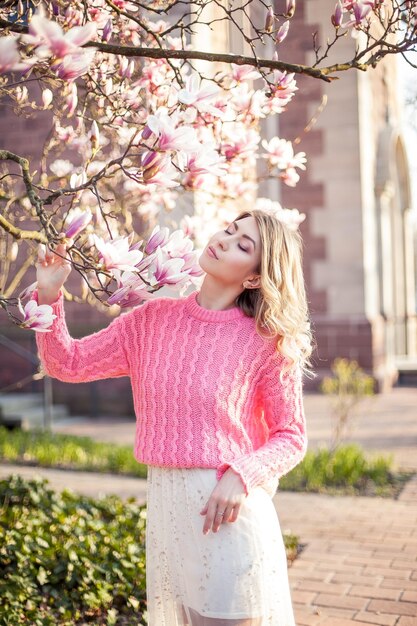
[177,75,221,115]
[145,224,170,255]
[342,0,375,27]
[69,170,87,189]
[262,137,306,172]
[0,37,20,74]
[0,36,36,74]
[263,71,298,114]
[186,147,226,177]
[107,272,152,308]
[145,112,200,153]
[63,207,92,238]
[222,128,260,161]
[21,14,97,60]
[163,229,194,257]
[92,234,143,271]
[141,151,164,180]
[230,64,262,82]
[141,152,180,188]
[135,253,157,273]
[351,1,373,24]
[230,84,268,117]
[52,49,96,82]
[18,281,38,301]
[148,247,188,287]
[255,198,306,231]
[136,60,171,91]
[118,56,135,79]
[112,0,138,10]
[180,251,205,277]
[180,214,196,239]
[280,167,300,187]
[18,299,56,332]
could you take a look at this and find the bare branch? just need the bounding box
[0,213,48,242]
[0,150,56,239]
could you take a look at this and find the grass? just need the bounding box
[0,426,147,478]
[0,426,413,498]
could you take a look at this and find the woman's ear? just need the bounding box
[243,276,261,290]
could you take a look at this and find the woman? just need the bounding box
[35,208,314,626]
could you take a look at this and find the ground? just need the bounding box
[1,386,416,625]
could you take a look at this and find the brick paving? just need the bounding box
[1,386,417,625]
[276,475,417,626]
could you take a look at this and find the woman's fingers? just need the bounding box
[54,243,69,262]
[202,499,218,535]
[37,244,46,265]
[228,503,241,523]
[201,499,240,534]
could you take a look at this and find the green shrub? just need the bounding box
[0,474,299,625]
[0,474,147,626]
[320,357,375,450]
[280,443,401,495]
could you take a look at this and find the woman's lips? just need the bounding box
[207,246,218,259]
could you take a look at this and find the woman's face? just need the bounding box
[199,216,262,287]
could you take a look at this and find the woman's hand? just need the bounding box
[36,236,72,304]
[200,468,247,535]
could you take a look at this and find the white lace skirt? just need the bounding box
[145,466,296,626]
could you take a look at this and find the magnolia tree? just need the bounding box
[0,0,416,332]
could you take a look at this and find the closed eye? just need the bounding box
[224,228,249,253]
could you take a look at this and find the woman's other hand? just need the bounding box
[200,468,247,535]
[36,236,72,304]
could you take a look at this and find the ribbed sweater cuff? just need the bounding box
[216,459,259,496]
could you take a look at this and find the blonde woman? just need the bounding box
[35,207,314,626]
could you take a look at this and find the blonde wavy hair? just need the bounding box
[234,208,316,381]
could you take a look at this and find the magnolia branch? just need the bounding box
[0,150,56,239]
[2,13,415,81]
[0,213,47,243]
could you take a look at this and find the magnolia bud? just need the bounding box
[119,56,129,77]
[265,7,274,33]
[331,1,343,28]
[104,77,113,96]
[142,125,153,140]
[9,241,19,262]
[102,18,112,42]
[286,0,296,18]
[42,88,53,108]
[90,121,100,150]
[126,60,135,79]
[15,86,28,104]
[275,20,290,44]
[66,83,78,116]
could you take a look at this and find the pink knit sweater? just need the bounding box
[34,289,307,494]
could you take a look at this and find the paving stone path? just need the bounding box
[1,387,417,625]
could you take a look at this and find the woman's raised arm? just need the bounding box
[33,240,135,383]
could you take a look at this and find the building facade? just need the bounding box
[0,2,415,416]
[277,0,415,391]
